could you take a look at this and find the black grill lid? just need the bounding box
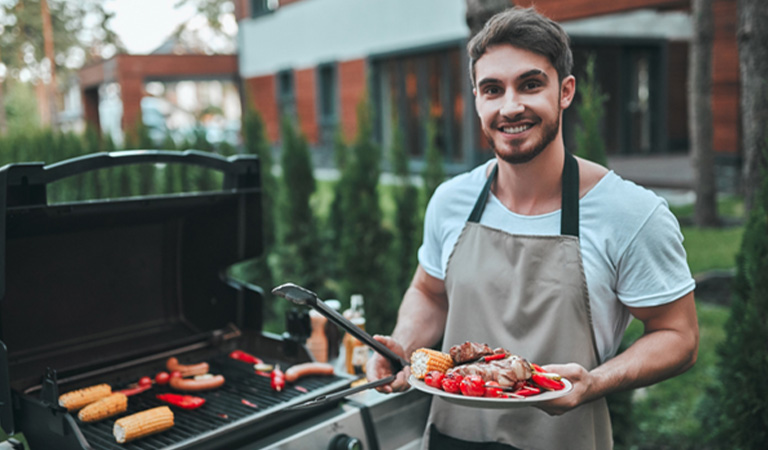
[0,151,263,390]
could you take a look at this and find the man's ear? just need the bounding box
[560,75,576,109]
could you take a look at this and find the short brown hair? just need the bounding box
[467,7,573,86]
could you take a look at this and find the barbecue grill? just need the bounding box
[0,151,429,450]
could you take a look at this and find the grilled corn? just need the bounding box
[77,393,128,422]
[113,406,174,443]
[58,383,112,411]
[410,348,454,379]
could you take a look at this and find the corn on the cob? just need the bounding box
[410,348,454,379]
[58,383,112,411]
[77,393,128,423]
[113,406,174,444]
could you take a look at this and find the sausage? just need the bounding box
[284,362,335,383]
[166,357,209,377]
[169,374,225,392]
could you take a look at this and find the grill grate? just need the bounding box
[75,354,349,449]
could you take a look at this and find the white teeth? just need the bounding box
[502,124,532,134]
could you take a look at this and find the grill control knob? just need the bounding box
[328,433,363,450]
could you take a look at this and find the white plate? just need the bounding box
[408,375,572,409]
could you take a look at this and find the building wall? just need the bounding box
[244,74,280,142]
[238,0,740,162]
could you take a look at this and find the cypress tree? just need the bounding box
[703,153,768,449]
[338,99,395,334]
[574,54,609,167]
[325,127,350,287]
[422,116,445,203]
[240,105,277,321]
[275,116,323,295]
[390,118,421,294]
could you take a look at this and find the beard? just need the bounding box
[484,110,561,165]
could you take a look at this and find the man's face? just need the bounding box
[473,44,575,164]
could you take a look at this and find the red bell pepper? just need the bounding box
[156,393,206,410]
[271,365,285,392]
[229,350,264,365]
[119,384,152,396]
[531,373,565,391]
[483,353,506,362]
[514,385,541,397]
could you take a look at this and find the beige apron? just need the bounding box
[424,153,613,450]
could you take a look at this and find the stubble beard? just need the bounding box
[485,110,561,165]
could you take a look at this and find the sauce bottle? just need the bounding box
[343,294,369,375]
[307,310,328,363]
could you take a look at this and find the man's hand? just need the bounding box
[366,335,411,393]
[534,363,592,416]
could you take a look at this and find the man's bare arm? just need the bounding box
[541,291,699,414]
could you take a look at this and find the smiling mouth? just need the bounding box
[500,124,533,134]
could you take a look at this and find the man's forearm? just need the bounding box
[587,325,698,402]
[391,284,449,358]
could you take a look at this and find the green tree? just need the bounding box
[574,54,609,167]
[422,116,445,203]
[324,128,350,291]
[238,104,277,325]
[338,99,395,334]
[275,116,323,295]
[703,150,768,449]
[390,118,421,294]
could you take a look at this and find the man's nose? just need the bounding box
[500,91,524,117]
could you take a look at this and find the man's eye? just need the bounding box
[484,86,501,95]
[523,81,542,90]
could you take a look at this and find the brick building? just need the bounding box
[235,0,740,183]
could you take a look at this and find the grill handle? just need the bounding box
[272,283,409,373]
[1,150,260,207]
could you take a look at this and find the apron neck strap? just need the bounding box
[467,152,580,237]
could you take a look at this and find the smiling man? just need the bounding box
[367,7,699,450]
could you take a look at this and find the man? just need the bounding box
[366,6,699,450]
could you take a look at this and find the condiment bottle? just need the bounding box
[307,310,328,363]
[343,294,369,375]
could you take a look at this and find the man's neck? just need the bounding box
[492,142,566,216]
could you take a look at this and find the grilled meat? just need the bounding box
[449,341,495,364]
[447,354,533,388]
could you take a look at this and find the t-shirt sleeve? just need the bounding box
[417,189,447,280]
[615,203,696,307]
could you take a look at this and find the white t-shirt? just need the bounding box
[418,160,695,362]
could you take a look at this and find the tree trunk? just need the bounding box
[690,0,719,226]
[738,0,768,212]
[465,0,510,37]
[41,0,58,129]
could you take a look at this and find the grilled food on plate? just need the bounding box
[410,341,565,398]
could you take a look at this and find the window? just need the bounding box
[250,0,278,18]
[373,48,465,166]
[277,69,295,120]
[316,63,338,145]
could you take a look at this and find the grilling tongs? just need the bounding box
[272,283,410,409]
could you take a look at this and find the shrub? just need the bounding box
[574,54,609,167]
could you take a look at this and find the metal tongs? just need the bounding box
[272,283,410,410]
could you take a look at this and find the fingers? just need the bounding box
[365,335,410,393]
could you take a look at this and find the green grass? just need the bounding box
[615,195,744,449]
[673,196,745,276]
[621,303,730,449]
